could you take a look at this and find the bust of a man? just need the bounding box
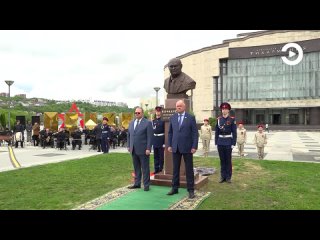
[163,58,196,98]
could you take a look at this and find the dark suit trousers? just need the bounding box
[218,145,232,180]
[172,149,194,192]
[101,137,109,153]
[154,147,164,172]
[132,148,150,188]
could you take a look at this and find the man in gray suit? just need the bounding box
[127,107,153,191]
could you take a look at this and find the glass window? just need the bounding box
[223,52,320,100]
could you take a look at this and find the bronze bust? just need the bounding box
[164,58,196,99]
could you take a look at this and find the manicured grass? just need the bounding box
[0,153,319,209]
[195,157,320,209]
[0,153,135,209]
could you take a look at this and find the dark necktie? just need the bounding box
[178,114,183,129]
[135,119,140,130]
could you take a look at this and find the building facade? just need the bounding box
[164,30,320,125]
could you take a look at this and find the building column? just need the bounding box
[309,107,320,125]
[235,109,245,123]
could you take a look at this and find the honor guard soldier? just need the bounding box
[100,117,111,154]
[152,106,165,174]
[215,102,237,183]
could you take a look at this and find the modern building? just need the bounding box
[164,30,320,125]
[93,100,128,107]
[15,94,27,99]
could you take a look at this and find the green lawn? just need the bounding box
[0,153,319,209]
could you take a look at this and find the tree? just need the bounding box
[0,113,6,129]
[209,117,216,129]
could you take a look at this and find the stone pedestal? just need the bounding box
[150,98,208,189]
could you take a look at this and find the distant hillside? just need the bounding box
[0,97,133,113]
[0,98,134,129]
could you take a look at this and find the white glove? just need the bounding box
[162,144,166,148]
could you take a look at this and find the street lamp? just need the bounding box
[154,87,160,107]
[145,103,149,110]
[5,80,14,130]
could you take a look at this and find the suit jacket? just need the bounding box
[127,118,153,155]
[168,112,198,153]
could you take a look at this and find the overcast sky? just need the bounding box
[0,30,259,108]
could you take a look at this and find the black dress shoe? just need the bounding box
[128,185,141,189]
[188,192,195,199]
[219,178,225,183]
[144,186,149,191]
[167,189,178,195]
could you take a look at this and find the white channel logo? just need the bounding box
[281,43,303,66]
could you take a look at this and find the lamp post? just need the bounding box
[154,87,160,107]
[145,103,148,110]
[5,80,14,130]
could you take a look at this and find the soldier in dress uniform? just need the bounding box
[152,106,165,174]
[236,121,247,157]
[93,117,110,154]
[200,118,212,158]
[215,102,237,183]
[253,124,267,160]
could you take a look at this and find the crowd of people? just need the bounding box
[0,119,128,152]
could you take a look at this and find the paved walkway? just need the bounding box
[196,131,320,163]
[1,130,319,173]
[0,143,127,172]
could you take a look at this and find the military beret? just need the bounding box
[220,102,231,110]
[155,106,162,111]
[257,124,264,128]
[103,117,108,121]
[238,121,244,125]
[203,118,209,122]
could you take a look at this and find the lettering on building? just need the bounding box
[229,38,320,59]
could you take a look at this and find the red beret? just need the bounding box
[103,117,108,121]
[257,124,264,128]
[220,102,231,110]
[204,118,209,122]
[238,121,244,125]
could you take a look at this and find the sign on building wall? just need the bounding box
[229,38,320,59]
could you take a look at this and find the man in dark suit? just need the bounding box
[127,107,153,191]
[167,100,198,199]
